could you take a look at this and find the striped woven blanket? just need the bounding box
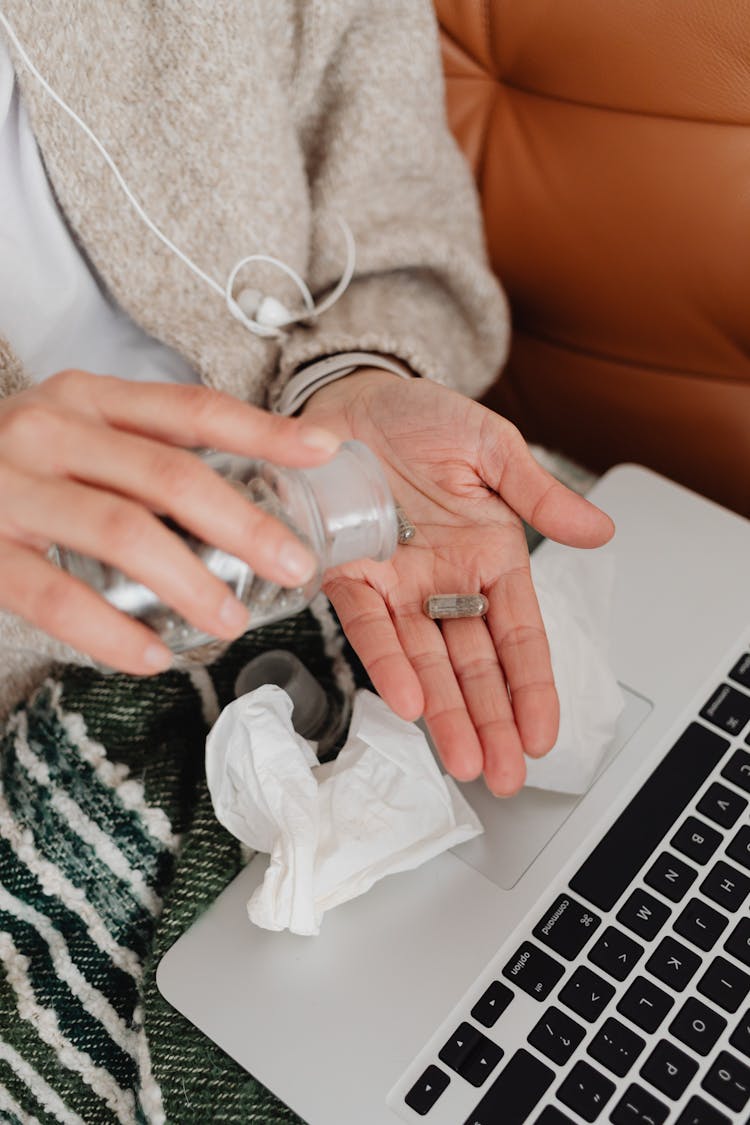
[0,597,356,1125]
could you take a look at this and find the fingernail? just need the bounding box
[219,594,250,633]
[278,540,317,584]
[299,426,340,454]
[144,644,172,672]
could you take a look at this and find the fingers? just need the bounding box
[0,467,260,645]
[13,415,318,587]
[479,418,615,548]
[325,570,499,785]
[327,569,554,795]
[413,568,557,794]
[324,574,423,720]
[0,539,173,674]
[484,564,560,759]
[0,373,334,669]
[440,617,527,795]
[393,601,485,783]
[43,370,340,464]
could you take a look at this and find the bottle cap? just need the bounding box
[234,649,329,743]
[300,441,398,569]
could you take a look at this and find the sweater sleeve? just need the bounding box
[268,0,509,409]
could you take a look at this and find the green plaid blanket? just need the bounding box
[0,597,358,1125]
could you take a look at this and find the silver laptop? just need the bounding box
[158,463,750,1125]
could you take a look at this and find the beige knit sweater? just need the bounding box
[0,0,509,717]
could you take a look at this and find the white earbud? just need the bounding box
[0,9,356,339]
[256,296,295,328]
[235,289,291,328]
[223,225,355,339]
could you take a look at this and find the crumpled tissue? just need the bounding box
[523,545,625,794]
[205,685,483,935]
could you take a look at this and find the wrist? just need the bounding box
[277,352,413,416]
[300,366,403,416]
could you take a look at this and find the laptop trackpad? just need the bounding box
[450,685,652,890]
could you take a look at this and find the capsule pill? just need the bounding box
[423,594,489,620]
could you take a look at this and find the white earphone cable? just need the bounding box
[0,9,355,336]
[0,10,225,300]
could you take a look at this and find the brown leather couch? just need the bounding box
[436,0,750,515]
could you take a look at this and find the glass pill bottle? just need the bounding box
[56,440,397,655]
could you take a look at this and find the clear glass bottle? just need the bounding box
[56,440,397,654]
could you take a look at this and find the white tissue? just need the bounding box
[205,686,483,935]
[523,545,625,794]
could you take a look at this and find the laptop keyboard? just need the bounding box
[400,652,750,1124]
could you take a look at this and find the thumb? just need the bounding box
[483,422,614,548]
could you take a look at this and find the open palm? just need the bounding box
[302,371,614,794]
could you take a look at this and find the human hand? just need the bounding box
[301,369,615,795]
[0,370,340,673]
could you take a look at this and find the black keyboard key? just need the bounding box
[725,917,750,969]
[671,817,722,865]
[439,1022,482,1072]
[639,1038,698,1099]
[700,860,750,912]
[609,1082,668,1124]
[535,1109,575,1125]
[700,683,750,736]
[721,748,750,794]
[558,965,614,1024]
[701,1050,750,1112]
[587,1016,644,1077]
[533,894,601,960]
[674,897,729,952]
[617,977,674,1033]
[463,1049,553,1125]
[729,652,750,689]
[645,935,701,992]
[669,996,727,1055]
[676,1094,731,1124]
[617,889,670,942]
[644,852,697,902]
[556,1060,614,1122]
[588,926,643,981]
[471,981,513,1028]
[570,723,728,912]
[697,955,750,1013]
[460,1039,504,1088]
[727,824,750,873]
[405,1064,450,1115]
[528,1006,585,1066]
[730,1009,750,1060]
[502,942,565,1001]
[697,781,747,829]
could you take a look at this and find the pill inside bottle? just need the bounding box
[423,594,489,620]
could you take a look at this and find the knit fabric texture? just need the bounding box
[0,0,509,721]
[0,596,362,1124]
